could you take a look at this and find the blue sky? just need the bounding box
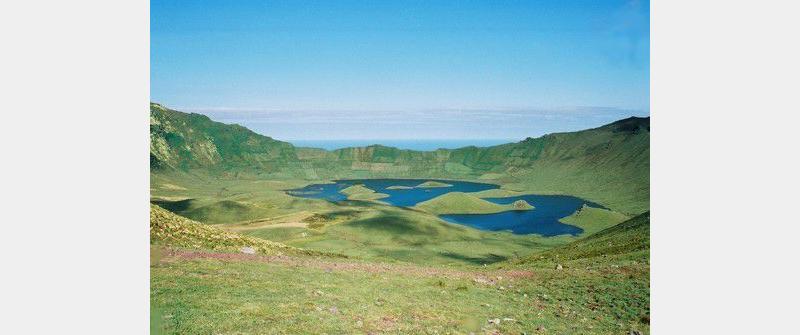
[152,0,649,141]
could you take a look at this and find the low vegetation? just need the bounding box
[520,212,650,267]
[150,204,308,256]
[151,212,650,334]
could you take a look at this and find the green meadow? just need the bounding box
[150,204,649,334]
[149,103,650,334]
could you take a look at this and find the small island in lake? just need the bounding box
[413,192,533,215]
[340,184,389,201]
[512,200,535,210]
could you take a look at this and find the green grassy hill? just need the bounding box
[151,103,649,214]
[514,211,650,268]
[414,192,530,214]
[150,103,303,177]
[150,204,316,256]
[339,184,389,201]
[558,205,631,236]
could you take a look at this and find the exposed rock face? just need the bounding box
[150,103,298,172]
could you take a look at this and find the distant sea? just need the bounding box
[288,139,517,151]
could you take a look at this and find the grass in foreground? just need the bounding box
[151,204,323,257]
[151,213,650,334]
[517,212,650,268]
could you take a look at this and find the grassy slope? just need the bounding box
[518,211,650,268]
[150,204,313,256]
[151,212,650,334]
[152,255,648,334]
[559,205,631,236]
[308,118,649,214]
[150,103,301,177]
[151,173,339,224]
[516,117,649,214]
[413,192,530,215]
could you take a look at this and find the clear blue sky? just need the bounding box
[152,0,649,141]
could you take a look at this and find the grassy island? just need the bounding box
[413,192,533,215]
[340,184,389,201]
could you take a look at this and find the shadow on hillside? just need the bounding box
[325,209,363,219]
[439,252,508,265]
[345,212,431,235]
[152,198,195,212]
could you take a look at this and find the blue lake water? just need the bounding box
[286,179,604,236]
[287,179,498,206]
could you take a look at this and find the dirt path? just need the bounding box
[158,248,535,284]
